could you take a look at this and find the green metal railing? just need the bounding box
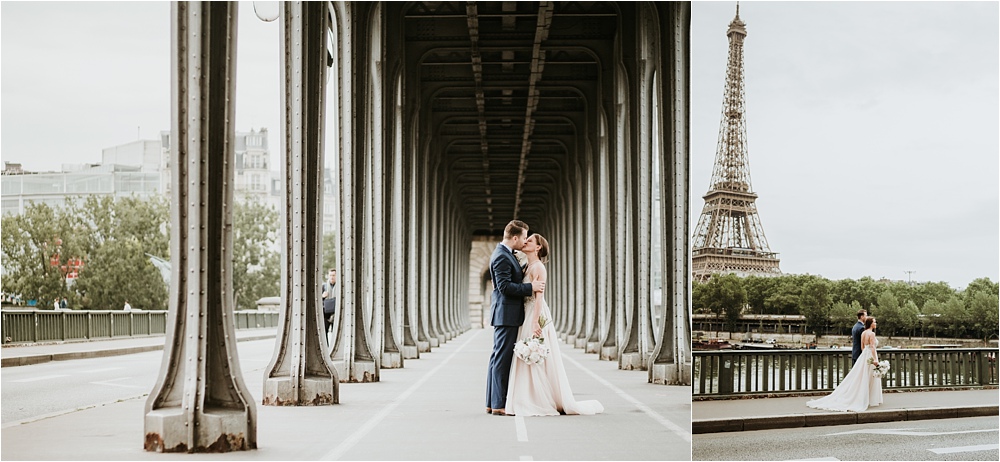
[1,310,279,344]
[694,348,999,397]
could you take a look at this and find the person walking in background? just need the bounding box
[123,300,132,311]
[321,269,337,341]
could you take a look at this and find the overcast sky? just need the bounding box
[2,1,998,289]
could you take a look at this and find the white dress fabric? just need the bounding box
[505,266,604,417]
[806,339,883,412]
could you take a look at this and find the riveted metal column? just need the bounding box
[263,1,339,406]
[588,117,609,355]
[145,2,256,452]
[601,69,629,362]
[383,76,405,369]
[338,1,379,383]
[416,145,432,353]
[402,117,422,358]
[573,166,585,343]
[578,152,597,350]
[650,2,692,385]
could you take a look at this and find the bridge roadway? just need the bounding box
[1,328,691,460]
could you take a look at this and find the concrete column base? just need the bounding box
[619,352,645,371]
[428,337,440,348]
[586,342,601,354]
[559,333,569,342]
[574,337,587,349]
[381,351,403,369]
[417,340,431,352]
[145,408,254,453]
[567,334,578,346]
[600,346,618,361]
[341,360,378,383]
[402,345,420,359]
[262,376,336,406]
[649,362,691,385]
[437,334,447,345]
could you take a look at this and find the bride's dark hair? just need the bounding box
[864,317,876,330]
[534,234,550,264]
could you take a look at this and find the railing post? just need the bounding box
[718,356,733,395]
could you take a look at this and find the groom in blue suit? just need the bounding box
[851,309,867,365]
[486,220,545,416]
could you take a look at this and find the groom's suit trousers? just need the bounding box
[487,325,519,409]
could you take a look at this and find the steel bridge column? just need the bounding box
[650,2,692,386]
[416,145,432,353]
[578,149,598,350]
[589,112,611,355]
[145,2,256,452]
[263,1,339,406]
[338,1,379,383]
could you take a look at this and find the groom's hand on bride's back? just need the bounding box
[531,280,545,293]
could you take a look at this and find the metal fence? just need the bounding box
[1,310,279,344]
[694,348,999,397]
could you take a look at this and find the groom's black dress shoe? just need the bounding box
[486,407,492,414]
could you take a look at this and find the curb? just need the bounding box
[0,333,276,368]
[692,404,999,434]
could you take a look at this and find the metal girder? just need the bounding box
[145,2,256,453]
[262,1,339,406]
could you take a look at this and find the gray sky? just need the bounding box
[2,1,998,289]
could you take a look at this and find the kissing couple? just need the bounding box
[485,220,604,417]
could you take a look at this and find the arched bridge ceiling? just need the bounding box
[399,1,619,235]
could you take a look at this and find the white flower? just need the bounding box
[515,335,551,366]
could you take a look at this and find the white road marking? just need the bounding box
[519,456,534,461]
[515,415,528,442]
[90,377,143,388]
[78,367,124,374]
[12,375,68,382]
[785,458,840,461]
[562,353,692,443]
[827,428,998,437]
[928,444,999,454]
[321,330,482,461]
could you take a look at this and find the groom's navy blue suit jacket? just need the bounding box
[489,243,534,327]
[851,321,865,363]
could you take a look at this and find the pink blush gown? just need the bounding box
[504,271,604,417]
[806,339,883,412]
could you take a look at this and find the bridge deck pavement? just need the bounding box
[1,328,691,460]
[693,388,999,434]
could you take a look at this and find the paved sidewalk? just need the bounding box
[693,388,999,434]
[1,328,277,367]
[1,328,690,460]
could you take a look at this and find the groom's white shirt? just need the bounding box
[501,243,513,254]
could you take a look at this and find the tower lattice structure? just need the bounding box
[692,5,780,282]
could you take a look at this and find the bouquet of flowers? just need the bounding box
[514,315,552,365]
[867,357,890,378]
[514,336,550,365]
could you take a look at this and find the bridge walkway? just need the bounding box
[1,328,690,460]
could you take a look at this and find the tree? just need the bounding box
[899,300,920,338]
[829,301,856,336]
[1,202,80,307]
[799,278,832,336]
[704,273,746,333]
[872,290,902,337]
[940,295,970,338]
[966,290,999,342]
[321,232,338,275]
[73,238,167,310]
[232,198,280,311]
[71,196,170,310]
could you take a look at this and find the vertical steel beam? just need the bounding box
[145,2,256,452]
[263,1,339,406]
[650,1,692,385]
[338,1,379,383]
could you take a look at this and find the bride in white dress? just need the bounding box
[505,234,604,417]
[807,317,884,412]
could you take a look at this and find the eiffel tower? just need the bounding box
[692,4,780,282]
